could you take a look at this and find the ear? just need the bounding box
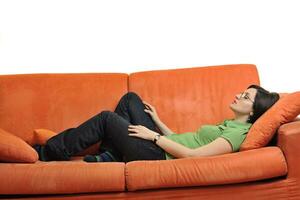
[248,112,254,122]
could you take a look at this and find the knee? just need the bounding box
[99,110,123,125]
[126,91,142,101]
[97,110,115,123]
[99,110,114,118]
[100,110,113,114]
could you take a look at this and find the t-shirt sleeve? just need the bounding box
[219,128,248,152]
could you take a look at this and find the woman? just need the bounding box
[33,84,279,163]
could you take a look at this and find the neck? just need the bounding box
[233,114,249,123]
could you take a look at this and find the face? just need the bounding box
[229,88,257,115]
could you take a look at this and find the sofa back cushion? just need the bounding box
[129,64,260,133]
[0,73,128,145]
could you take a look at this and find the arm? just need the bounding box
[128,125,190,158]
[155,135,192,158]
[155,136,232,158]
[189,137,233,157]
[128,126,232,159]
[142,100,176,136]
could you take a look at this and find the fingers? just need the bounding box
[144,105,152,111]
[145,104,151,110]
[128,128,138,133]
[128,125,140,137]
[142,101,153,111]
[128,125,141,128]
[128,125,136,131]
[144,109,151,113]
[142,100,152,107]
[144,106,151,111]
[128,125,141,132]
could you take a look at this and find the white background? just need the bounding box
[0,0,299,93]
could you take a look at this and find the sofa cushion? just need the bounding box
[0,157,125,194]
[129,64,260,134]
[33,128,101,156]
[240,91,300,151]
[33,128,57,145]
[125,147,287,191]
[0,128,38,163]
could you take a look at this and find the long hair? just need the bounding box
[246,85,280,123]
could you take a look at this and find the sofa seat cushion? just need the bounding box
[125,147,287,191]
[0,156,125,195]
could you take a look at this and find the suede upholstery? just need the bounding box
[0,64,299,199]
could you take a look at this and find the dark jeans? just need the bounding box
[43,92,166,162]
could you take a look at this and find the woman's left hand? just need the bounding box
[128,125,156,141]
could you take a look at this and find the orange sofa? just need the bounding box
[0,64,299,200]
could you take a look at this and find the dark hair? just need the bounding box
[247,85,280,123]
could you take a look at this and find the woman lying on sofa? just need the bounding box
[33,85,279,162]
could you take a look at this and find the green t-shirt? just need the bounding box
[164,119,252,160]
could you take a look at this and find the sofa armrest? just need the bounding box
[277,120,300,179]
